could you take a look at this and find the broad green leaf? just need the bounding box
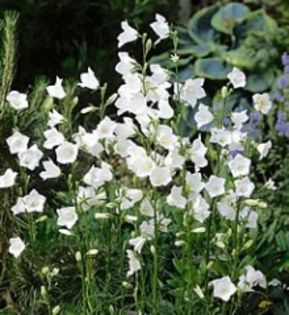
[211,2,250,35]
[195,57,232,80]
[177,44,210,58]
[242,9,278,36]
[223,47,256,69]
[187,4,220,44]
[177,65,195,82]
[245,69,275,93]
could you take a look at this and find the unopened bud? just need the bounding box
[52,306,61,315]
[75,251,82,262]
[150,245,156,255]
[42,266,49,275]
[221,86,228,98]
[86,249,99,256]
[175,240,185,247]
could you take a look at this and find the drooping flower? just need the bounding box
[6,91,29,110]
[48,109,64,128]
[126,249,141,277]
[40,160,61,180]
[46,76,66,99]
[192,194,210,222]
[257,140,272,160]
[117,21,138,48]
[18,144,43,170]
[206,175,226,198]
[167,185,187,209]
[150,14,170,41]
[115,52,136,76]
[227,67,246,89]
[78,67,100,90]
[55,142,78,164]
[211,276,237,302]
[57,206,78,229]
[8,237,25,258]
[253,93,272,114]
[238,265,267,292]
[0,168,17,188]
[6,131,29,154]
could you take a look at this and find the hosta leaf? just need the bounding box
[245,69,275,93]
[195,57,232,80]
[242,9,278,36]
[223,47,256,69]
[211,2,250,35]
[187,4,219,44]
[177,44,210,58]
[177,65,195,82]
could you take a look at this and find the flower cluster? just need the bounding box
[2,14,281,314]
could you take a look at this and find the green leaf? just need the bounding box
[187,4,220,44]
[177,44,210,58]
[195,57,232,80]
[241,9,278,36]
[245,69,275,93]
[211,2,250,35]
[177,65,195,82]
[223,46,256,69]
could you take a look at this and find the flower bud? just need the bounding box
[41,266,49,275]
[221,86,228,98]
[192,227,206,233]
[86,249,99,256]
[75,251,82,262]
[150,245,156,255]
[175,240,185,247]
[52,306,61,315]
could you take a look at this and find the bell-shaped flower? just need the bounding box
[8,237,25,258]
[149,166,172,187]
[211,276,236,302]
[7,91,29,110]
[48,109,64,128]
[0,168,17,188]
[79,67,99,90]
[206,175,226,198]
[227,67,246,89]
[257,140,272,160]
[55,142,78,164]
[6,131,29,154]
[57,206,78,229]
[228,154,251,178]
[46,76,66,99]
[40,160,61,180]
[43,128,65,149]
[117,21,138,48]
[167,185,187,209]
[194,104,213,129]
[18,144,43,170]
[235,177,255,198]
[253,93,272,114]
[180,78,206,108]
[150,14,170,41]
[126,249,141,277]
